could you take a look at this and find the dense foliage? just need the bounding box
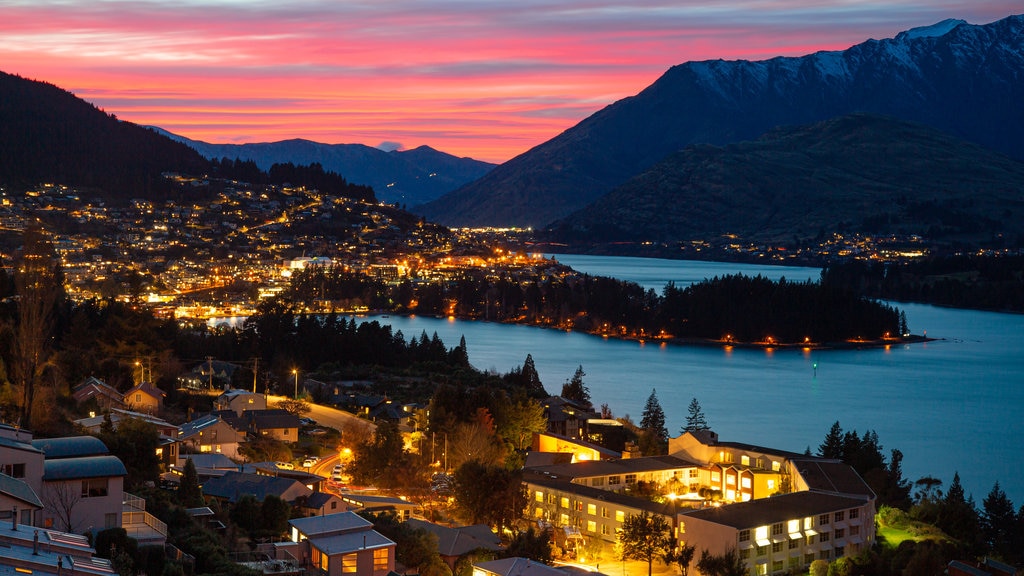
[823,256,1024,313]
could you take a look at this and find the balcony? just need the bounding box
[123,492,168,545]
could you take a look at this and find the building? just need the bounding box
[408,519,503,570]
[122,381,166,414]
[216,389,268,416]
[679,491,876,573]
[264,511,396,576]
[201,471,313,505]
[72,376,125,411]
[73,409,181,469]
[177,413,248,459]
[0,521,117,576]
[243,409,301,442]
[473,558,569,576]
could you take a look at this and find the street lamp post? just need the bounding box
[292,369,298,399]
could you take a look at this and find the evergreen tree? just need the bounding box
[560,365,591,409]
[882,448,912,510]
[682,397,709,433]
[178,457,204,507]
[982,481,1017,560]
[640,389,668,441]
[937,472,981,554]
[818,421,845,459]
[520,354,545,396]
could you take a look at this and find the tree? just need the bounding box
[503,527,553,563]
[499,392,547,451]
[42,480,82,532]
[178,457,204,507]
[561,365,591,409]
[98,417,162,489]
[13,225,62,430]
[640,389,668,442]
[882,448,912,510]
[519,354,545,396]
[682,398,709,433]
[695,548,746,576]
[663,541,696,576]
[452,461,525,533]
[618,511,673,576]
[818,421,845,459]
[981,481,1017,560]
[274,398,311,416]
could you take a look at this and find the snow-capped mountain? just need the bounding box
[418,15,1024,228]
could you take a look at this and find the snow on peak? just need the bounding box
[898,18,966,40]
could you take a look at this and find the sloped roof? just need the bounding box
[290,510,373,537]
[303,492,341,510]
[0,436,42,455]
[792,458,875,500]
[31,436,110,459]
[123,381,166,399]
[308,528,395,556]
[0,472,42,507]
[681,491,868,529]
[527,454,701,479]
[475,557,567,576]
[43,455,127,481]
[201,471,311,503]
[407,518,502,557]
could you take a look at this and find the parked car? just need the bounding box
[275,461,295,470]
[300,417,317,426]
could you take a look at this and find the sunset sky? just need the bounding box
[2,1,1018,163]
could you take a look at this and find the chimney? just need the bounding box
[33,529,40,555]
[11,506,16,530]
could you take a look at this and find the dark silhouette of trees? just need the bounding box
[683,398,709,433]
[561,365,591,409]
[640,389,668,443]
[695,548,746,576]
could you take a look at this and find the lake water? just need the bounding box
[369,254,1024,506]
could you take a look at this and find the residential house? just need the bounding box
[341,494,421,521]
[201,471,312,505]
[679,491,876,573]
[178,360,241,391]
[216,389,268,416]
[122,381,165,414]
[299,492,346,517]
[73,409,180,469]
[72,376,125,411]
[542,396,599,440]
[0,473,42,526]
[265,511,396,576]
[177,413,248,459]
[243,409,301,442]
[408,519,502,570]
[33,436,127,533]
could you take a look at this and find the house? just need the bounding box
[473,558,569,576]
[216,389,268,416]
[407,519,502,570]
[542,396,599,440]
[243,409,301,442]
[265,511,396,576]
[177,413,248,459]
[533,431,620,462]
[40,449,127,533]
[178,360,241,390]
[299,492,346,517]
[341,494,421,521]
[679,491,876,572]
[201,471,312,504]
[0,472,42,525]
[72,376,125,411]
[73,409,180,469]
[122,381,165,414]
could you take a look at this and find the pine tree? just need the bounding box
[683,397,709,433]
[521,354,545,396]
[818,421,845,459]
[179,457,204,507]
[560,365,591,409]
[982,481,1018,559]
[640,389,668,441]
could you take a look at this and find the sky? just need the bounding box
[1,1,1019,163]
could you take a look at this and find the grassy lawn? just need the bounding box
[876,506,953,549]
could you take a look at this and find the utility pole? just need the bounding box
[252,357,259,393]
[206,356,214,390]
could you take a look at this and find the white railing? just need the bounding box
[122,493,168,539]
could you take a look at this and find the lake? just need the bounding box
[370,254,1024,505]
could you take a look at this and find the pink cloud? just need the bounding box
[0,1,1019,162]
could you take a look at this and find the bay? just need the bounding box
[370,254,1024,505]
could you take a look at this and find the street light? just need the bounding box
[292,369,298,399]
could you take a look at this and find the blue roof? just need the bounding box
[43,455,127,480]
[0,472,42,507]
[31,436,110,459]
[0,435,42,454]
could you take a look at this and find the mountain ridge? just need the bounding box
[542,113,1024,249]
[151,128,496,205]
[418,14,1024,228]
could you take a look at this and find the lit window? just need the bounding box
[342,553,357,573]
[560,497,569,509]
[587,520,597,533]
[741,477,751,489]
[741,455,750,466]
[771,461,781,472]
[535,491,544,503]
[615,510,625,522]
[588,504,597,516]
[373,548,389,570]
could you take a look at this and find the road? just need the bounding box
[267,394,376,439]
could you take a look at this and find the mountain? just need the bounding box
[0,71,210,199]
[418,15,1024,228]
[543,114,1024,248]
[150,129,496,205]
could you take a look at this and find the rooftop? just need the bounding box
[289,511,373,538]
[682,491,869,530]
[43,455,127,481]
[32,436,110,459]
[527,454,701,479]
[0,473,42,508]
